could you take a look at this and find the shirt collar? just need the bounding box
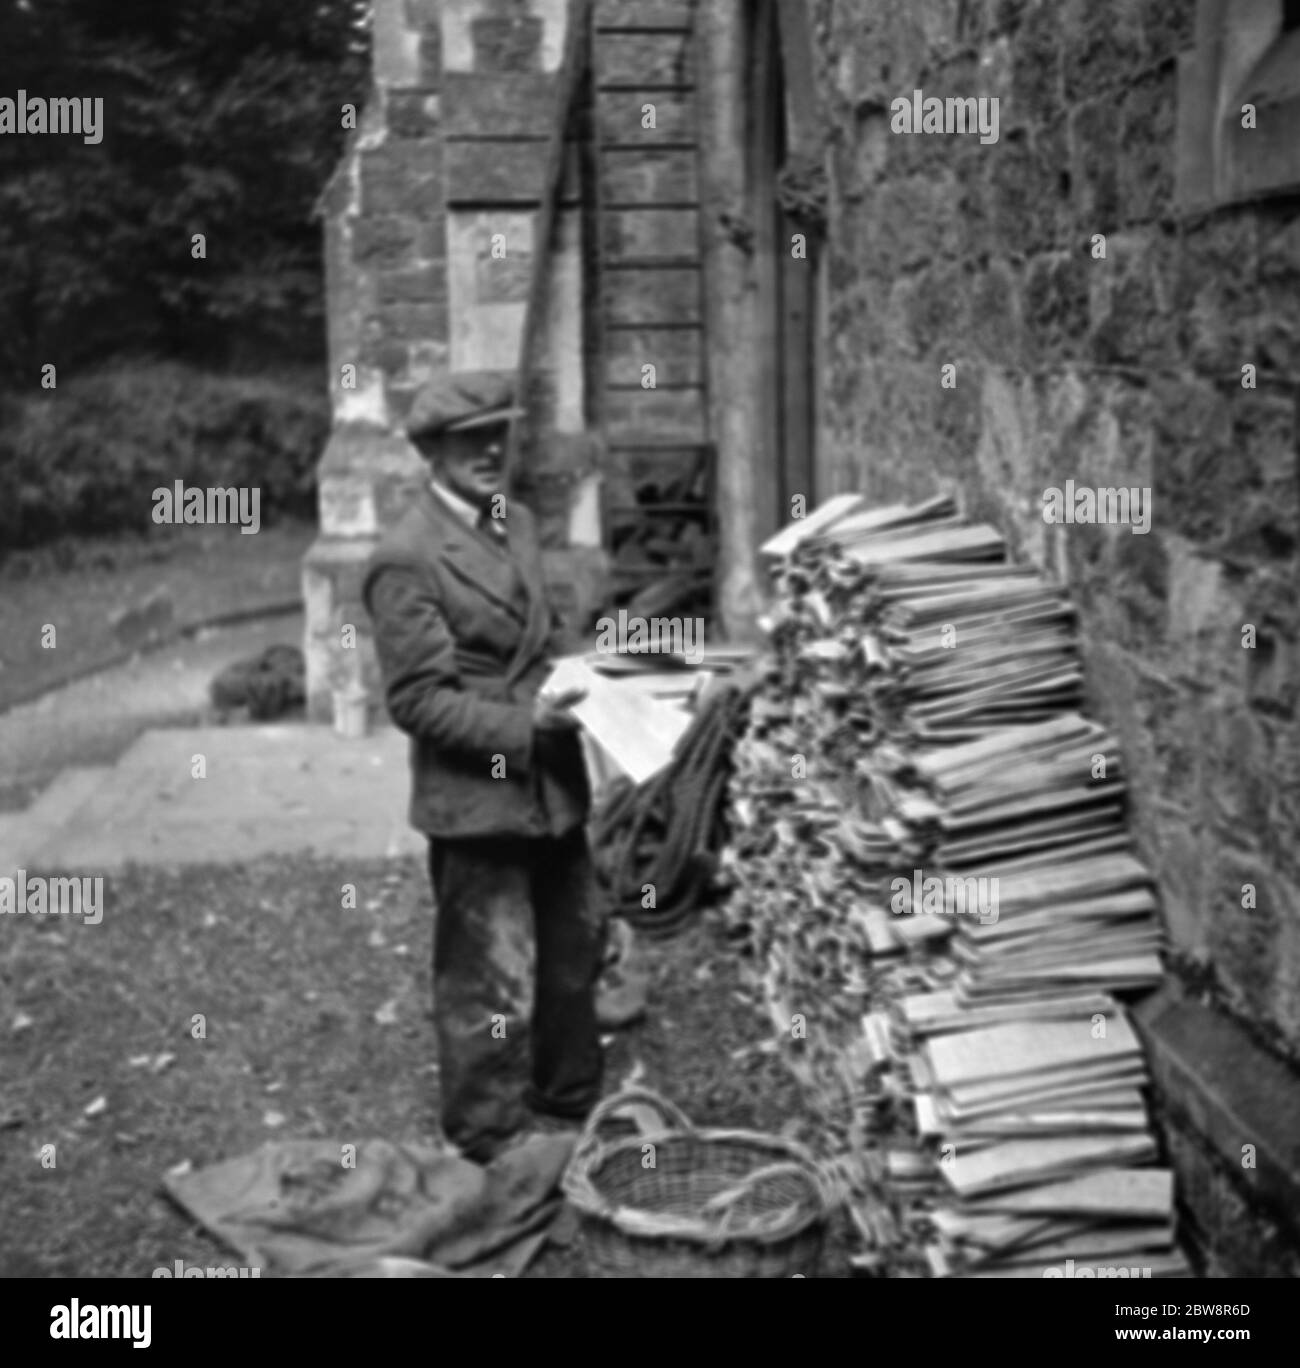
[429,476,483,529]
[429,477,506,539]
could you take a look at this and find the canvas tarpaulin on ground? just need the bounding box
[163,1133,575,1278]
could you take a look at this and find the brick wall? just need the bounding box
[804,0,1300,1271]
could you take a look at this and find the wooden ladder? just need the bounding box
[588,0,715,618]
[510,0,716,620]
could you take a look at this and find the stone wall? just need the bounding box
[806,0,1300,1271]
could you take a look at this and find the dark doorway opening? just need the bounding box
[748,0,819,544]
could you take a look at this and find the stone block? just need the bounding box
[1205,836,1284,1025]
[1148,376,1234,544]
[373,0,423,89]
[360,140,444,215]
[387,89,442,137]
[852,0,928,104]
[594,0,694,29]
[1224,396,1298,560]
[1061,0,1145,105]
[1087,227,1176,367]
[1151,814,1210,957]
[1028,116,1070,248]
[930,359,984,464]
[604,327,702,388]
[358,331,409,375]
[319,472,380,540]
[984,131,1056,258]
[404,0,439,33]
[1023,250,1089,352]
[377,301,449,343]
[1172,213,1259,375]
[600,147,697,205]
[602,266,701,325]
[595,30,694,87]
[377,263,447,306]
[1008,0,1063,125]
[406,216,446,261]
[475,250,533,304]
[1105,520,1168,641]
[602,207,700,262]
[441,72,555,136]
[351,215,421,270]
[406,339,451,387]
[445,139,548,203]
[470,13,543,74]
[1068,97,1120,227]
[332,365,389,428]
[604,386,707,443]
[316,423,426,529]
[419,30,443,88]
[968,259,1025,367]
[873,172,963,271]
[1117,66,1176,224]
[972,365,1037,513]
[302,535,383,719]
[1240,596,1300,712]
[907,261,971,359]
[1138,0,1195,63]
[1164,530,1241,645]
[324,208,367,379]
[595,89,696,144]
[1257,210,1300,376]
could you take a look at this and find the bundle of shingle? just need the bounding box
[734,492,1189,1278]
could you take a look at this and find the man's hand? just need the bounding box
[533,687,586,732]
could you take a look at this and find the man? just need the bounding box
[362,371,604,1164]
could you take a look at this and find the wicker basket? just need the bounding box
[561,1086,834,1278]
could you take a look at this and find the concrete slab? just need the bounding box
[17,723,424,872]
[24,765,115,828]
[0,767,115,870]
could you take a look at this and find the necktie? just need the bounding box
[477,510,506,542]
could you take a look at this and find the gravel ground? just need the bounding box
[0,854,852,1278]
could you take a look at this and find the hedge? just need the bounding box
[1,362,329,549]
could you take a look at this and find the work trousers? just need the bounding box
[427,827,605,1160]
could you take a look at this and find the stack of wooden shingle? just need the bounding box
[900,1004,1187,1276]
[743,492,1189,1277]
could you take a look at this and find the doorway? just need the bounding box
[748,0,819,544]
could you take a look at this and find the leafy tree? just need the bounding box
[0,0,371,380]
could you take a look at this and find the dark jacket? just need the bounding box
[362,485,589,839]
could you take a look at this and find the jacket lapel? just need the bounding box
[504,513,554,689]
[418,486,528,623]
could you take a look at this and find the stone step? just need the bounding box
[26,766,115,830]
[0,766,115,871]
[19,723,424,873]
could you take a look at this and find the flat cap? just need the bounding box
[405,371,524,442]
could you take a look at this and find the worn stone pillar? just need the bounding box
[696,0,764,641]
[304,0,595,719]
[303,0,447,719]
